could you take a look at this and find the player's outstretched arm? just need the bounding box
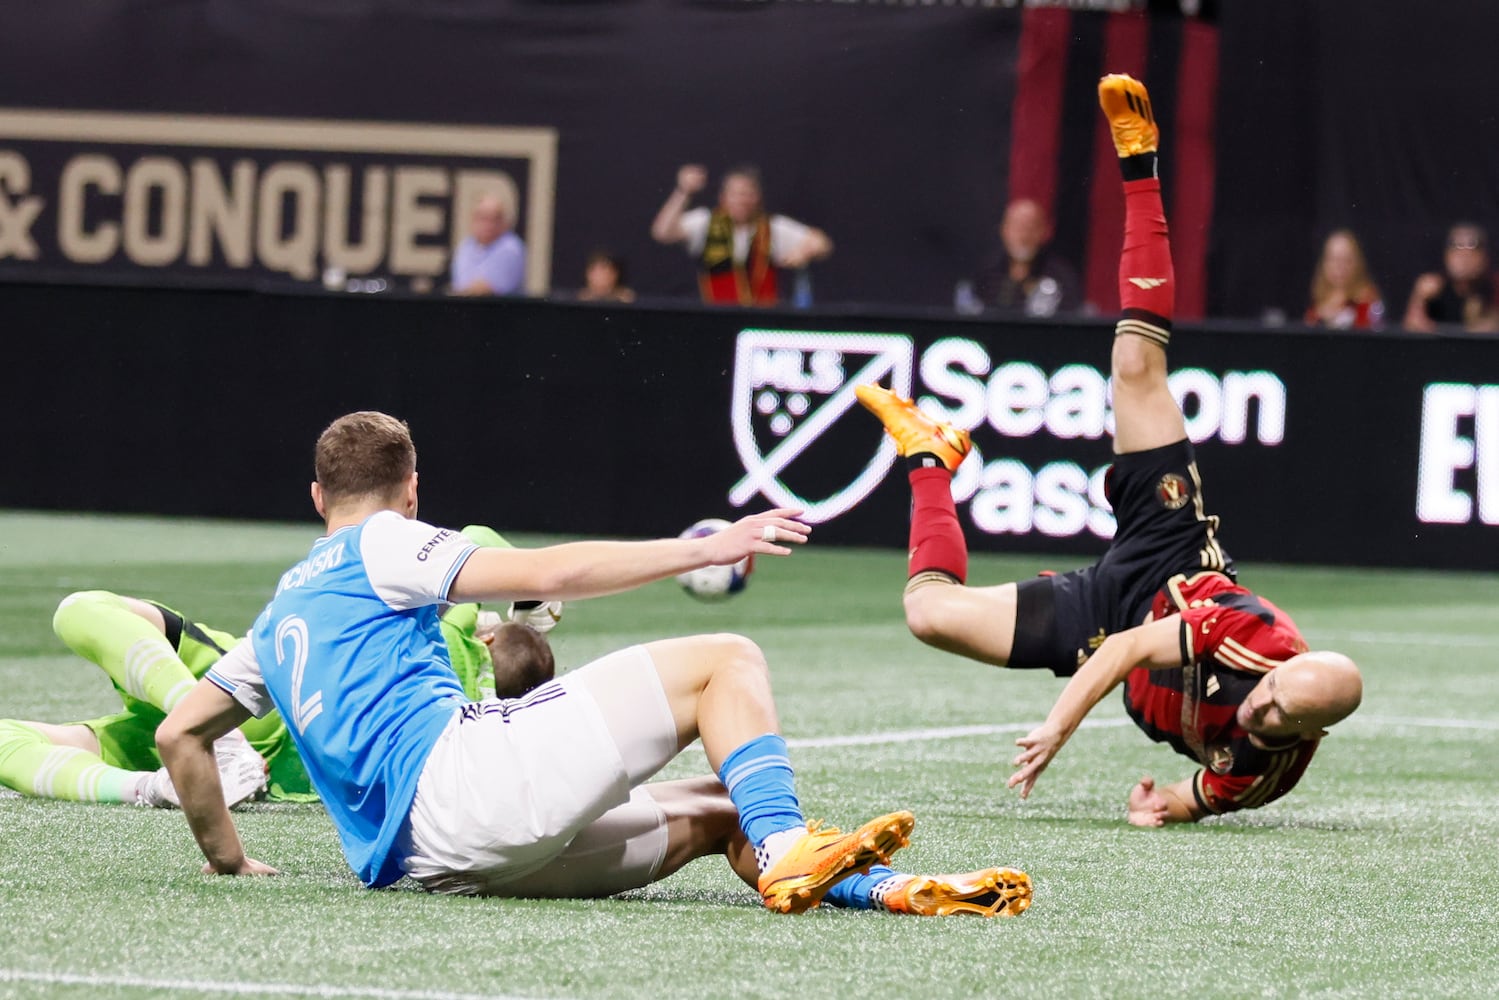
[1126,775,1206,827]
[447,508,809,605]
[157,680,277,876]
[1009,617,1184,799]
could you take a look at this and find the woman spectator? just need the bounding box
[1402,222,1499,333]
[1305,229,1384,329]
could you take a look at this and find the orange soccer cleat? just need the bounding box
[878,866,1033,918]
[854,384,971,471]
[758,812,915,914]
[1098,73,1159,158]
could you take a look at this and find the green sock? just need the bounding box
[0,720,141,803]
[52,591,196,713]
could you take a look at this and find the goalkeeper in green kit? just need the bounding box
[0,526,560,808]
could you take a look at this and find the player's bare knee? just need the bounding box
[704,633,769,686]
[1111,334,1164,390]
[154,713,195,757]
[902,585,955,647]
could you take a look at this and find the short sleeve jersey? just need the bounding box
[1124,572,1319,815]
[206,511,477,886]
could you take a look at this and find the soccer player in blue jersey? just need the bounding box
[157,411,922,913]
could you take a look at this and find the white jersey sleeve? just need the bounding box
[205,639,274,718]
[360,511,479,611]
[768,214,814,267]
[680,207,711,255]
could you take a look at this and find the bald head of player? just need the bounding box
[310,411,419,524]
[1236,651,1363,742]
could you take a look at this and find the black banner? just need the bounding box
[4,282,1494,571]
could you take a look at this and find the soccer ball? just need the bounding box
[676,518,754,602]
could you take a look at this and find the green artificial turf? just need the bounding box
[1,511,1496,999]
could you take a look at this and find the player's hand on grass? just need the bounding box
[1126,776,1170,827]
[709,509,810,562]
[1008,723,1067,798]
[203,856,279,877]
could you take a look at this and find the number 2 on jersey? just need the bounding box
[276,615,324,734]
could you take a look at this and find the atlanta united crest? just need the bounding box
[729,329,915,522]
[1156,472,1191,510]
[1207,745,1235,775]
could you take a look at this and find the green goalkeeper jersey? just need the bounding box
[439,604,495,701]
[442,523,514,701]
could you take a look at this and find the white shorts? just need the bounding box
[401,644,679,896]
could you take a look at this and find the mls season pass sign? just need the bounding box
[728,328,1288,542]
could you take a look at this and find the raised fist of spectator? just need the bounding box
[676,164,707,195]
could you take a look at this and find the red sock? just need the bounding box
[908,467,967,583]
[1119,178,1175,324]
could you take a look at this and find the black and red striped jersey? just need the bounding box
[1124,572,1318,814]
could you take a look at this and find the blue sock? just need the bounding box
[821,865,896,910]
[718,733,803,848]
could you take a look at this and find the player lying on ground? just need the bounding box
[0,526,560,807]
[154,411,1002,914]
[856,74,1363,826]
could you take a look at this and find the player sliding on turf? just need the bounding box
[4,582,1027,916]
[154,412,1030,915]
[856,74,1363,825]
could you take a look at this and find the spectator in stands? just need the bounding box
[576,249,636,304]
[1304,229,1384,329]
[972,198,1082,317]
[1403,222,1499,333]
[450,195,526,296]
[651,164,832,306]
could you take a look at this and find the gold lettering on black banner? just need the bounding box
[0,110,556,292]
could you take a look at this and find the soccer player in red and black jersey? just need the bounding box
[856,75,1362,826]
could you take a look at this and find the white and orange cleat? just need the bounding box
[877,866,1033,918]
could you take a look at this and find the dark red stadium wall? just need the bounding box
[1009,8,1219,320]
[5,282,1496,571]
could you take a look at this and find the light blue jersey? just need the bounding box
[207,510,478,887]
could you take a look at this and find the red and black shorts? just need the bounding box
[1008,438,1234,676]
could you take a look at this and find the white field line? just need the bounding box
[0,969,530,1000]
[786,717,1134,748]
[783,713,1498,750]
[1302,629,1493,648]
[1348,714,1499,732]
[0,715,1491,801]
